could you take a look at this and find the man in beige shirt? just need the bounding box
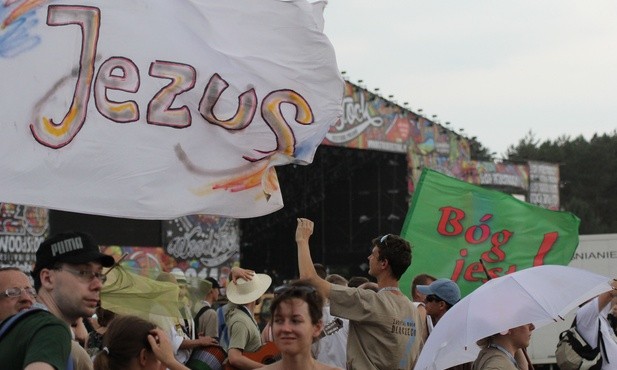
[295,218,423,370]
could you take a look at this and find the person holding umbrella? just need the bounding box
[574,280,617,369]
[413,265,611,370]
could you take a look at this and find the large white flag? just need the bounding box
[0,0,343,219]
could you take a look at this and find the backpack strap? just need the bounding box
[193,305,212,329]
[0,308,46,339]
[598,317,609,364]
[216,306,230,350]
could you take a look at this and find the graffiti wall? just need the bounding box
[162,215,240,287]
[323,83,416,153]
[0,203,48,272]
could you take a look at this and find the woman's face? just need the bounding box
[272,298,322,356]
[509,323,535,349]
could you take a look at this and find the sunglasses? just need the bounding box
[380,234,391,246]
[425,294,444,303]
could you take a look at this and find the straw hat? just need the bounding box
[171,270,187,285]
[226,274,272,305]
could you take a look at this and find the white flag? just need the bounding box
[0,0,343,219]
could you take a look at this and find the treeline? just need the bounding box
[506,131,617,234]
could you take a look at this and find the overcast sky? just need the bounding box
[323,0,617,156]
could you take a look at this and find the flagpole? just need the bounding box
[479,259,492,281]
[104,252,129,275]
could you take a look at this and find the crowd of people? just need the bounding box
[0,219,616,370]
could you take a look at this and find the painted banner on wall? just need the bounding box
[399,169,579,297]
[0,0,343,219]
[528,161,560,210]
[0,203,49,272]
[460,161,529,190]
[162,215,240,283]
[323,83,473,160]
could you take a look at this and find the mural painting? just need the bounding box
[0,203,48,272]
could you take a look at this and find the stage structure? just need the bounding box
[239,80,559,278]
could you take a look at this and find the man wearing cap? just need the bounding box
[195,277,221,338]
[417,278,471,370]
[295,218,423,370]
[1,231,115,370]
[416,278,461,326]
[221,266,271,369]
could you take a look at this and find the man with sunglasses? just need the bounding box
[0,232,115,370]
[417,278,461,326]
[417,278,471,370]
[295,218,423,370]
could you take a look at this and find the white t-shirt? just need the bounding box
[412,301,433,335]
[149,312,191,364]
[314,304,349,368]
[576,297,617,370]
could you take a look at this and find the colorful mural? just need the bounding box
[323,83,414,153]
[326,82,535,194]
[0,203,48,272]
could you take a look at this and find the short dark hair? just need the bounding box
[347,276,369,288]
[313,263,327,279]
[372,234,412,280]
[270,280,323,325]
[411,273,437,300]
[326,274,348,286]
[96,306,117,327]
[32,261,62,291]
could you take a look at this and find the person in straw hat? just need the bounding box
[221,266,272,369]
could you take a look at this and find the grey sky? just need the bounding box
[323,0,617,156]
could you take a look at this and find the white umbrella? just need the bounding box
[414,265,612,370]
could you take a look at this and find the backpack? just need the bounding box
[555,317,606,370]
[216,306,230,351]
[215,304,254,352]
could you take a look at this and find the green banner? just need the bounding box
[399,169,580,297]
